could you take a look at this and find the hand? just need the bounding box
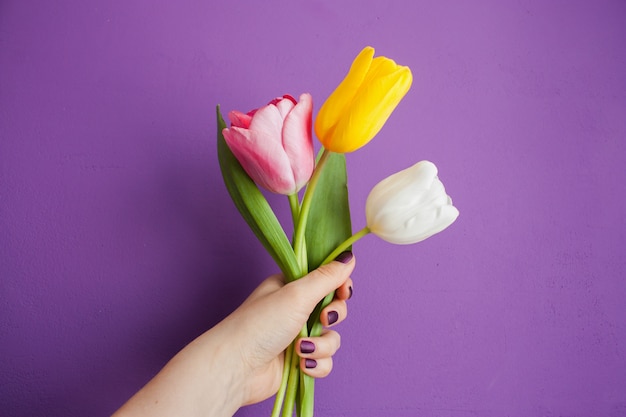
[229,251,355,405]
[112,253,355,417]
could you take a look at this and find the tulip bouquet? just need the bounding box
[217,46,459,417]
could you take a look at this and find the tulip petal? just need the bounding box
[228,110,253,129]
[275,97,295,119]
[223,127,296,194]
[249,103,285,145]
[282,93,314,190]
[333,66,412,152]
[368,161,437,214]
[362,56,399,86]
[315,46,375,144]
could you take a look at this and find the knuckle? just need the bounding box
[282,280,307,300]
[315,265,338,283]
[321,359,334,376]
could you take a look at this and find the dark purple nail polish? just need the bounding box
[335,251,353,264]
[327,310,339,325]
[348,286,353,299]
[300,340,315,354]
[305,359,317,369]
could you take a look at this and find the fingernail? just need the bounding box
[335,251,353,264]
[348,286,353,299]
[300,340,315,354]
[305,359,317,369]
[327,310,339,325]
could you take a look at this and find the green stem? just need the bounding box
[273,192,302,417]
[321,226,370,266]
[271,342,294,417]
[309,226,371,340]
[282,324,309,417]
[292,149,331,271]
[288,193,300,228]
[299,373,314,417]
[288,193,308,273]
[297,226,372,416]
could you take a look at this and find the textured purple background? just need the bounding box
[1,1,625,416]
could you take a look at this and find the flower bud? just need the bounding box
[365,161,459,244]
[222,94,314,195]
[315,46,412,153]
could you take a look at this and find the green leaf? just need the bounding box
[300,151,352,408]
[304,152,352,271]
[216,106,300,280]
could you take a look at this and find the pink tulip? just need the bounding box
[222,94,314,195]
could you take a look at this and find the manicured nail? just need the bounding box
[305,359,317,369]
[348,286,353,299]
[300,340,315,354]
[327,310,339,325]
[335,251,353,264]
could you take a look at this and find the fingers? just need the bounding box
[317,275,353,327]
[294,258,355,377]
[320,299,346,327]
[297,330,341,378]
[334,277,354,301]
[300,357,333,378]
[283,252,355,313]
[296,277,352,378]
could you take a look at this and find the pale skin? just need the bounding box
[112,253,355,417]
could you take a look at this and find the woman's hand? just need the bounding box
[229,251,355,405]
[112,253,355,417]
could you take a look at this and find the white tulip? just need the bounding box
[365,161,459,245]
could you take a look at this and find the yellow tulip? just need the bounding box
[315,46,413,153]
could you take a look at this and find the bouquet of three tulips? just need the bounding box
[217,46,459,417]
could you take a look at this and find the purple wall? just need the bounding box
[1,1,625,416]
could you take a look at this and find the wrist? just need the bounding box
[113,324,246,417]
[190,324,247,416]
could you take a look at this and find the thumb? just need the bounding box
[287,252,355,312]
